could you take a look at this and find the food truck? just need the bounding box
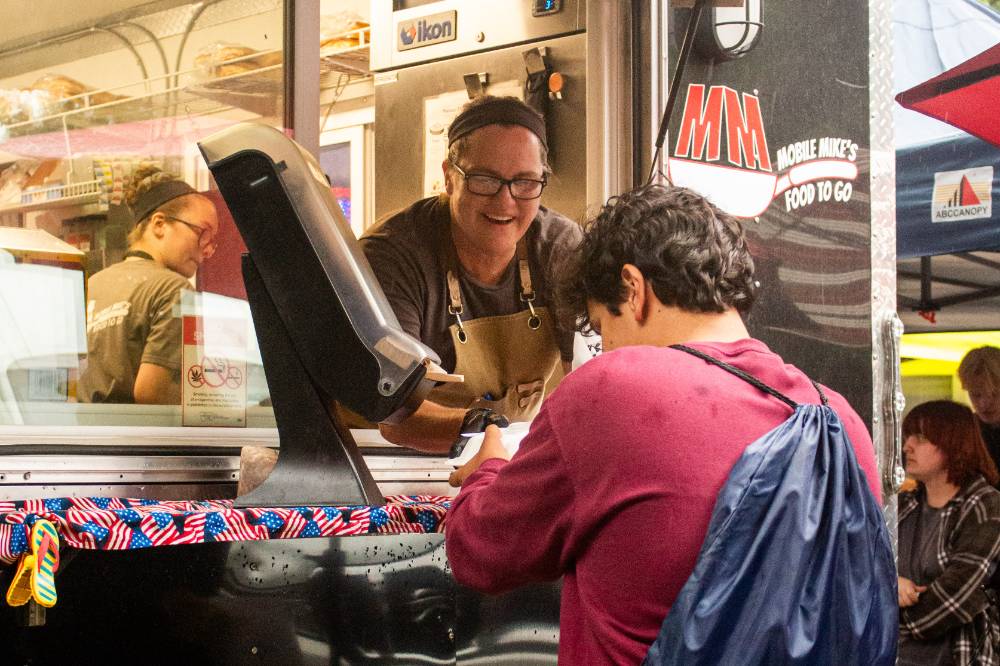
[0,0,901,662]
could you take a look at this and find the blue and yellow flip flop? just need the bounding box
[30,519,59,607]
[4,519,59,608]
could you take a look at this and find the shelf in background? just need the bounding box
[0,35,372,165]
[0,179,104,214]
[185,66,284,119]
[0,33,372,146]
[321,45,371,79]
[1,63,286,144]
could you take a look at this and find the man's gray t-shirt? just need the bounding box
[78,258,190,403]
[360,195,582,374]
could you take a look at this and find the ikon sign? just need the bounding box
[397,11,457,51]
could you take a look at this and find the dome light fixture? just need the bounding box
[677,0,764,62]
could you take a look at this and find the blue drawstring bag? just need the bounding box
[643,345,898,665]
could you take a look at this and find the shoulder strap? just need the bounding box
[438,211,537,321]
[671,344,829,409]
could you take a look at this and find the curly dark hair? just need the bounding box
[903,400,999,487]
[555,183,758,333]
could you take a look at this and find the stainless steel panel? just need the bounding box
[868,0,901,549]
[0,455,239,484]
[0,483,236,501]
[586,0,638,204]
[374,32,588,224]
[0,425,280,449]
[0,448,456,500]
[630,0,664,189]
[371,0,584,71]
[288,0,321,157]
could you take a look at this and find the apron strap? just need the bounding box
[438,211,468,341]
[516,240,541,330]
[442,220,541,334]
[516,240,535,301]
[671,344,829,408]
[446,270,468,343]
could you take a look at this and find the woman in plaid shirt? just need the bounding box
[899,400,1000,666]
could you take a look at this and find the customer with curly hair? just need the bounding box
[445,183,882,664]
[898,399,1000,666]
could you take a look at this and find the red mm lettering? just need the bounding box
[674,84,724,162]
[724,88,771,171]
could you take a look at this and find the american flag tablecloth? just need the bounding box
[0,495,450,565]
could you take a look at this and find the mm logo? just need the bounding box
[397,11,457,51]
[674,84,771,171]
[665,83,859,218]
[932,166,993,223]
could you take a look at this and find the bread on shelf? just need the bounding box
[194,43,282,79]
[28,74,128,109]
[0,75,127,126]
[320,13,369,51]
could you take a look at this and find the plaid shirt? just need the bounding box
[899,476,1000,665]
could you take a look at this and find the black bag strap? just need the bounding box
[671,344,828,408]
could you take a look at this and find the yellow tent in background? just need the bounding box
[902,331,1000,409]
[903,331,1000,375]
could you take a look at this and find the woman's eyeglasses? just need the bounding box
[165,216,217,256]
[449,159,547,200]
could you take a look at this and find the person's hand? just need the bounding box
[237,446,279,496]
[459,407,509,436]
[449,425,511,488]
[448,408,509,459]
[898,576,927,607]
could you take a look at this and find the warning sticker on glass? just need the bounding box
[182,314,248,427]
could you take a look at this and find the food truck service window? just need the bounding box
[0,0,292,433]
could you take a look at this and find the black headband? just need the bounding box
[130,179,197,224]
[447,97,547,150]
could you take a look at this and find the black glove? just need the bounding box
[449,408,510,459]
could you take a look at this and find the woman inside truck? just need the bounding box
[898,399,1000,666]
[77,166,219,404]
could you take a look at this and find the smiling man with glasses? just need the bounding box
[360,95,582,453]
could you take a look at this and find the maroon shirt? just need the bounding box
[446,339,881,665]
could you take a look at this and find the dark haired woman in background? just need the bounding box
[78,166,218,404]
[898,400,1000,666]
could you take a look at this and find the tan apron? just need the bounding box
[428,237,564,422]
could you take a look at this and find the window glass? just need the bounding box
[320,141,353,223]
[0,0,286,429]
